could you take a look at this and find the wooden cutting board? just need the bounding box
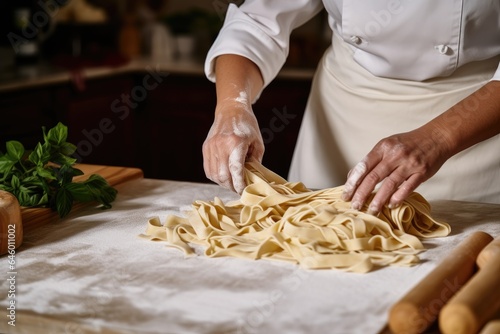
[21,164,143,233]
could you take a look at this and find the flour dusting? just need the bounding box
[229,144,246,193]
[234,91,249,105]
[218,165,230,188]
[344,161,367,193]
[232,117,252,138]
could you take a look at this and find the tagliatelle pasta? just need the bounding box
[142,162,451,273]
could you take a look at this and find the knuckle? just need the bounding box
[391,192,406,203]
[202,140,211,153]
[406,154,431,174]
[383,176,400,191]
[353,185,372,201]
[404,177,422,191]
[378,136,401,151]
[392,180,418,203]
[392,188,411,203]
[364,171,382,185]
[222,133,240,145]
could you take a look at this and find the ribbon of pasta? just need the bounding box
[142,162,450,273]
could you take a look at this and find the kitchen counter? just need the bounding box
[0,176,499,334]
[0,57,316,93]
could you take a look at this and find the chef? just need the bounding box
[202,0,500,214]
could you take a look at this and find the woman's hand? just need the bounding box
[203,98,264,194]
[203,54,265,194]
[341,80,500,214]
[342,81,500,214]
[341,127,452,215]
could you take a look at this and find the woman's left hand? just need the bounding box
[341,127,451,215]
[341,81,500,214]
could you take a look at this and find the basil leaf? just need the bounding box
[58,164,77,185]
[17,190,31,206]
[10,175,20,190]
[55,188,73,218]
[60,142,77,156]
[29,142,50,166]
[0,184,12,192]
[72,168,84,176]
[6,141,24,161]
[38,193,49,206]
[36,166,56,180]
[0,156,15,174]
[65,182,94,202]
[52,153,77,166]
[47,122,68,145]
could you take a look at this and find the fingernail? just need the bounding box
[388,202,400,209]
[368,205,379,215]
[351,201,361,211]
[341,192,349,201]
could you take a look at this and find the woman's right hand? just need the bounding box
[202,97,265,194]
[203,54,265,193]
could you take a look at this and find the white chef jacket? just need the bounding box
[205,0,500,93]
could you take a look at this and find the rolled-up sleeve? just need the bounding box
[204,1,324,98]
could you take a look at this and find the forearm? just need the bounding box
[214,54,264,112]
[424,81,500,157]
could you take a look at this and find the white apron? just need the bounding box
[288,31,500,203]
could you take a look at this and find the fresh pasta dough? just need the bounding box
[142,162,450,273]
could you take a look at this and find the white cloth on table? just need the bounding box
[1,178,499,334]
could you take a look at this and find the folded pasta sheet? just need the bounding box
[142,162,450,273]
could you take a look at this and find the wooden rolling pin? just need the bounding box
[476,234,500,269]
[479,308,500,334]
[479,320,500,334]
[439,234,500,334]
[389,231,493,334]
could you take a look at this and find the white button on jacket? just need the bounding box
[205,0,500,92]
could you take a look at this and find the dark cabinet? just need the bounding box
[0,75,135,168]
[0,88,57,149]
[53,75,136,167]
[253,78,311,179]
[136,73,216,182]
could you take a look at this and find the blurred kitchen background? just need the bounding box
[0,0,330,183]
